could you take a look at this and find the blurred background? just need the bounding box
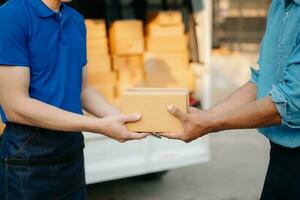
[0,0,272,199]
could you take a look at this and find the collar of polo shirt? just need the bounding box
[27,0,72,19]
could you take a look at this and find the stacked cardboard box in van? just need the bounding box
[85,19,116,102]
[109,20,146,96]
[0,122,5,134]
[85,13,195,107]
[145,11,195,92]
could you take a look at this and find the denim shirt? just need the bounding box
[251,0,300,147]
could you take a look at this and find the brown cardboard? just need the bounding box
[109,20,144,39]
[117,80,146,98]
[111,98,121,109]
[145,67,196,92]
[109,37,144,55]
[87,55,111,72]
[115,55,145,96]
[88,71,117,85]
[147,11,183,26]
[0,122,5,134]
[87,38,108,48]
[85,19,106,27]
[146,23,185,37]
[87,45,109,56]
[87,30,107,40]
[119,68,145,84]
[145,52,190,70]
[112,55,144,71]
[85,19,107,38]
[146,36,188,53]
[87,38,109,55]
[109,20,144,55]
[122,88,189,132]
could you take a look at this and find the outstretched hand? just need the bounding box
[158,106,216,143]
[99,114,151,143]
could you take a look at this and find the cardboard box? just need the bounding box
[110,37,144,55]
[87,46,109,56]
[85,19,106,28]
[119,68,144,84]
[87,30,107,40]
[111,98,121,109]
[92,83,116,101]
[117,79,146,98]
[145,52,189,70]
[112,55,144,71]
[88,71,117,85]
[87,55,111,72]
[122,88,189,132]
[147,11,183,26]
[146,23,185,37]
[109,20,144,55]
[0,122,5,134]
[87,38,109,55]
[87,38,108,48]
[109,20,144,39]
[167,70,196,91]
[145,68,195,92]
[117,82,134,98]
[146,36,188,53]
[85,19,107,38]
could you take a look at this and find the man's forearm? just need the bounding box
[6,96,102,132]
[209,82,257,115]
[81,87,120,117]
[212,96,281,132]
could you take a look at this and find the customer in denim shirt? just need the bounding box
[160,0,300,199]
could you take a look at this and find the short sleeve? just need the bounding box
[82,23,87,67]
[250,67,259,85]
[0,11,30,67]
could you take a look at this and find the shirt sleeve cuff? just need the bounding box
[0,59,29,67]
[250,67,259,85]
[269,84,300,128]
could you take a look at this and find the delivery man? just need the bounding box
[0,0,149,199]
[161,0,300,199]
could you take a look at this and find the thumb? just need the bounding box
[119,113,142,123]
[167,106,186,120]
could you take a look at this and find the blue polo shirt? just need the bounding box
[0,0,87,123]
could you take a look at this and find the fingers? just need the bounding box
[127,132,151,140]
[158,132,183,140]
[117,131,150,143]
[119,113,142,123]
[167,105,186,121]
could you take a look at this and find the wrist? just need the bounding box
[209,115,226,133]
[206,107,219,116]
[82,116,105,133]
[203,109,223,133]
